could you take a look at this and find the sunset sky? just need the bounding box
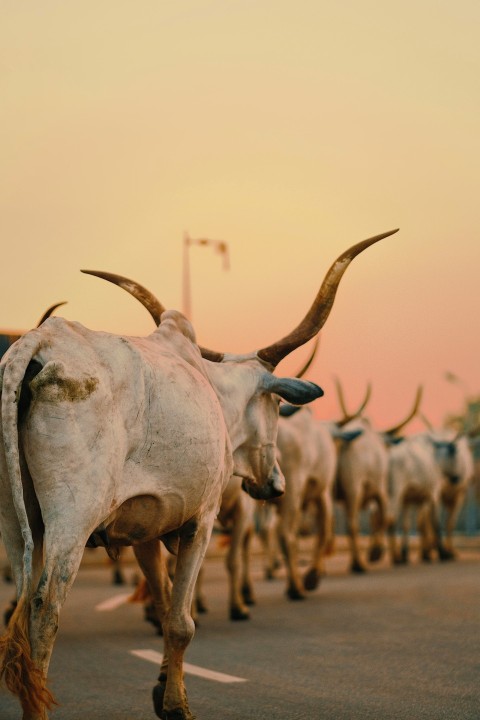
[1,2,479,432]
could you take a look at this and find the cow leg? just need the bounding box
[256,504,281,580]
[368,495,387,563]
[241,524,256,607]
[194,565,208,615]
[0,488,64,720]
[277,488,306,600]
[111,548,126,585]
[226,498,251,620]
[20,537,85,720]
[153,517,213,720]
[427,499,450,561]
[156,554,201,626]
[416,503,433,562]
[387,507,403,565]
[398,503,411,563]
[303,490,333,591]
[443,491,465,558]
[344,496,366,573]
[133,540,171,669]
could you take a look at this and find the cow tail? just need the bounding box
[1,333,41,596]
[0,331,58,714]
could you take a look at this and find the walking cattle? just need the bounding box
[333,384,422,572]
[86,233,396,621]
[406,428,474,561]
[0,229,397,720]
[273,406,339,598]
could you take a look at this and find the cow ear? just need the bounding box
[383,433,405,446]
[332,427,363,442]
[261,374,324,405]
[279,403,303,417]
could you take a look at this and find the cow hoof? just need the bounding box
[154,681,195,720]
[439,548,455,561]
[368,545,384,563]
[230,606,250,621]
[265,568,276,581]
[350,561,367,574]
[161,709,195,720]
[393,556,407,566]
[195,598,208,614]
[153,681,166,718]
[286,585,306,601]
[242,584,256,606]
[113,569,125,585]
[421,550,432,563]
[303,568,321,591]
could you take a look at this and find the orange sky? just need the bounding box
[1,2,479,432]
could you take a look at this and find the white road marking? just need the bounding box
[131,649,247,684]
[95,593,132,611]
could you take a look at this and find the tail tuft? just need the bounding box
[0,598,58,715]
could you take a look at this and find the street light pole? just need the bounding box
[182,232,230,320]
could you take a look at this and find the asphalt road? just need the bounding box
[1,539,479,720]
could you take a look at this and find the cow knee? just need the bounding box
[165,612,195,651]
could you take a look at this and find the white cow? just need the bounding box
[211,339,323,619]
[0,311,236,720]
[88,232,397,626]
[333,384,422,572]
[416,430,474,560]
[255,386,373,593]
[0,229,396,719]
[273,406,339,598]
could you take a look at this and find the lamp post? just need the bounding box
[182,232,230,320]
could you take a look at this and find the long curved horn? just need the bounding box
[80,270,224,362]
[334,377,372,425]
[36,301,67,327]
[383,386,423,436]
[334,376,350,418]
[82,227,397,366]
[294,335,320,379]
[256,229,399,367]
[81,271,166,324]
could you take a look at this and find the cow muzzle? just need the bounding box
[241,472,285,501]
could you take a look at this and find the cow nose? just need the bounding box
[270,473,285,497]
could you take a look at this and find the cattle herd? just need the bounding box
[0,227,478,720]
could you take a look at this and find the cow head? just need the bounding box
[429,434,464,485]
[230,372,324,499]
[82,229,397,500]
